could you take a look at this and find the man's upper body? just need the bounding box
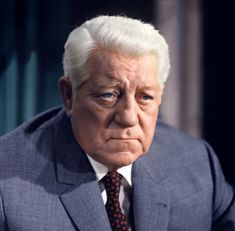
[0,15,235,230]
[0,107,234,231]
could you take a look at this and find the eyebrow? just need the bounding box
[94,74,121,88]
[140,85,157,91]
[95,73,158,91]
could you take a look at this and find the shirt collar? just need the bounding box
[87,154,132,186]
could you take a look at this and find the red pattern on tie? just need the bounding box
[103,171,130,231]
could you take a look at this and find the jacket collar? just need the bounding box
[131,137,171,231]
[51,110,112,230]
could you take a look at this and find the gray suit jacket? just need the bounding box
[0,107,234,231]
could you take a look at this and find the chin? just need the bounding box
[106,152,141,169]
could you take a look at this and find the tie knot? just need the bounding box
[103,171,122,194]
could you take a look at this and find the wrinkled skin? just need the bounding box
[59,50,164,170]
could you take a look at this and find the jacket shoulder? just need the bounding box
[0,106,64,172]
[0,106,62,141]
[155,120,205,152]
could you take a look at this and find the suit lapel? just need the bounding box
[132,162,170,231]
[60,179,111,231]
[131,131,171,231]
[52,111,111,231]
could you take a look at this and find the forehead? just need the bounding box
[87,49,158,85]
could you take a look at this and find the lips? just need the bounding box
[107,137,141,144]
[105,132,141,143]
[111,138,137,140]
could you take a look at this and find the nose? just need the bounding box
[114,96,138,127]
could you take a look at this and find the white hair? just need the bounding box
[63,15,170,88]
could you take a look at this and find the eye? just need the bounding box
[138,93,154,101]
[100,92,115,99]
[97,91,120,105]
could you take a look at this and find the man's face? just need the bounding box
[62,50,163,170]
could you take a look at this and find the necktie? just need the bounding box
[103,171,130,231]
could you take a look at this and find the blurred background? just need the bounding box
[0,0,234,186]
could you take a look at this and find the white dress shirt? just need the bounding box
[87,155,132,215]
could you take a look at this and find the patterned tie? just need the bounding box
[103,171,130,231]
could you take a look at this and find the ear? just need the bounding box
[158,83,165,105]
[160,84,165,95]
[58,76,73,117]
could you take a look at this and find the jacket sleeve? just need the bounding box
[205,142,235,230]
[0,190,8,231]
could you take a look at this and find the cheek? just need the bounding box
[72,103,105,127]
[70,103,112,146]
[141,110,159,150]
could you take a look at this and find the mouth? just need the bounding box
[109,137,138,141]
[105,138,141,145]
[102,137,142,154]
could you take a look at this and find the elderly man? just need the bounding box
[0,15,234,231]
